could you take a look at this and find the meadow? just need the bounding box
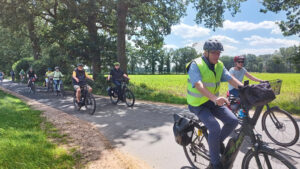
[128,73,300,114]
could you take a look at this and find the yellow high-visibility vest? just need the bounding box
[186,57,224,106]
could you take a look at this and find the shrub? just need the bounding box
[12,57,34,79]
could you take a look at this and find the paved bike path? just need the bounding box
[1,80,300,169]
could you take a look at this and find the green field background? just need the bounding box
[128,73,300,114]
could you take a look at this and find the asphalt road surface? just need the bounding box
[1,80,300,169]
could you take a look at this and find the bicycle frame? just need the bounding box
[220,105,265,169]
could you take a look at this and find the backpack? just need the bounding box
[239,82,276,109]
[173,113,194,146]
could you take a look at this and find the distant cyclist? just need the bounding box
[228,56,263,97]
[107,62,130,101]
[0,71,4,82]
[52,66,64,92]
[19,69,25,82]
[10,70,15,82]
[27,67,37,87]
[45,68,53,87]
[72,63,94,104]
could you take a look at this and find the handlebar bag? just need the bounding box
[239,83,276,108]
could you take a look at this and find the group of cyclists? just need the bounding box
[15,62,129,106]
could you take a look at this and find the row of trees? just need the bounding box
[220,46,300,73]
[0,0,299,79]
[125,45,300,74]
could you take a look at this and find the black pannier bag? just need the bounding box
[239,82,276,109]
[173,113,194,146]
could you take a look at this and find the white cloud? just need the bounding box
[239,48,279,55]
[163,44,178,49]
[210,35,239,44]
[271,26,282,35]
[223,20,281,34]
[171,23,210,39]
[244,35,300,47]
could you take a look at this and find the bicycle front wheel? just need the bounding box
[183,127,210,169]
[31,84,36,94]
[242,146,296,169]
[262,107,299,147]
[124,89,135,107]
[85,93,96,115]
[110,88,119,104]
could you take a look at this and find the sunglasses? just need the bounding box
[238,61,244,63]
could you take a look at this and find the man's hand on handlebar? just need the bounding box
[214,97,230,106]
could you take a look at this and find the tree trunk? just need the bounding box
[27,15,41,60]
[87,14,101,80]
[117,1,128,73]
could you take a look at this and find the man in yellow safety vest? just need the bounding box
[186,39,243,169]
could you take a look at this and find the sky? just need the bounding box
[163,0,300,56]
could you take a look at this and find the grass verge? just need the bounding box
[0,90,78,169]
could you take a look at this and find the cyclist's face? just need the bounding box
[208,50,221,64]
[236,61,244,68]
[115,65,120,69]
[78,66,83,70]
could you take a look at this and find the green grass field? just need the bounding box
[0,90,77,168]
[128,73,300,114]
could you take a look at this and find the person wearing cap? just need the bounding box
[186,39,243,169]
[27,67,37,87]
[51,66,64,92]
[228,56,263,97]
[45,68,53,87]
[107,62,130,100]
[72,63,94,103]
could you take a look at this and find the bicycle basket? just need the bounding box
[268,79,282,95]
[173,113,194,146]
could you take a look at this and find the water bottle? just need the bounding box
[238,109,245,118]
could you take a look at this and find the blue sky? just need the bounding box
[163,0,300,56]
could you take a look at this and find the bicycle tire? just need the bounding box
[73,95,81,111]
[262,107,299,147]
[31,83,36,94]
[242,146,296,169]
[60,84,65,97]
[110,88,119,104]
[183,127,210,169]
[124,89,135,107]
[85,93,96,115]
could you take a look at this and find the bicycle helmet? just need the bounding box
[48,68,52,71]
[55,66,59,69]
[203,39,224,51]
[77,63,83,67]
[234,56,245,62]
[114,62,120,66]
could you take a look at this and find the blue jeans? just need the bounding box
[229,88,239,97]
[113,80,122,99]
[54,80,62,91]
[188,102,238,165]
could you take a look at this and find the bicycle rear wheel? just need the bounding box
[262,107,299,147]
[85,93,96,115]
[183,127,210,169]
[242,146,296,169]
[124,89,135,107]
